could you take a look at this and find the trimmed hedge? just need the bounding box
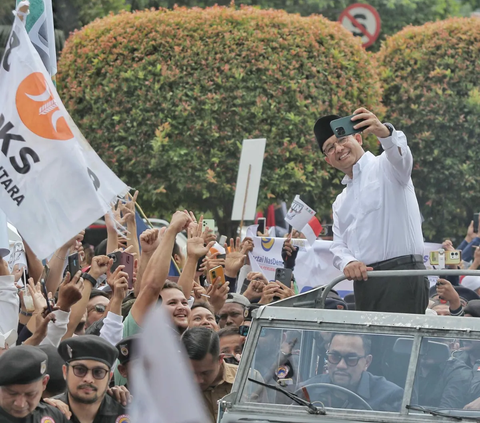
[128,0,461,51]
[58,6,383,234]
[376,18,480,241]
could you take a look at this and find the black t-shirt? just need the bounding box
[55,393,130,423]
[0,402,68,423]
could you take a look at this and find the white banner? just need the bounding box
[0,13,128,259]
[246,226,442,295]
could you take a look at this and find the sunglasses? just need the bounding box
[326,351,366,367]
[89,304,106,314]
[70,364,109,380]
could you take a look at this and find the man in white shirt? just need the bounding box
[314,107,428,314]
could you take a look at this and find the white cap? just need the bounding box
[0,330,17,349]
[461,276,480,292]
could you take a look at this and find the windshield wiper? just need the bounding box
[406,404,480,421]
[247,377,325,415]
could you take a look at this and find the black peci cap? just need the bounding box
[0,345,48,386]
[58,335,118,368]
[314,115,340,152]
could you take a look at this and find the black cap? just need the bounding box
[464,300,480,317]
[243,304,261,322]
[314,115,340,152]
[58,335,118,368]
[0,345,48,386]
[39,345,67,395]
[115,335,138,365]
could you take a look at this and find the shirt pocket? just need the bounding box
[360,180,381,215]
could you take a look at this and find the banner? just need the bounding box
[0,13,128,259]
[16,0,57,76]
[285,195,315,232]
[246,226,442,296]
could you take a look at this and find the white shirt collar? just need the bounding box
[341,151,374,185]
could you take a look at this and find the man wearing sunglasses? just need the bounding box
[300,333,403,412]
[56,335,130,422]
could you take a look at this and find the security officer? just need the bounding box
[115,335,138,387]
[0,345,68,422]
[55,335,130,423]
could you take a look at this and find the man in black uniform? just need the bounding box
[56,335,130,423]
[0,345,68,422]
[115,336,138,387]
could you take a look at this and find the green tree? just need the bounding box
[57,6,384,235]
[376,17,480,242]
[128,0,461,51]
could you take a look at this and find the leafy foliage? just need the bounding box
[128,0,461,51]
[57,6,383,234]
[376,17,480,242]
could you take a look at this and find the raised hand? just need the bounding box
[169,210,192,233]
[89,255,111,279]
[352,107,390,138]
[56,271,84,312]
[206,279,230,314]
[225,237,246,278]
[187,218,215,260]
[140,228,161,255]
[243,278,266,301]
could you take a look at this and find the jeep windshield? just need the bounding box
[219,293,480,422]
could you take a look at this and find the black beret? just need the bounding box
[464,299,480,317]
[39,345,65,385]
[314,115,340,152]
[115,335,138,365]
[243,304,261,322]
[0,345,48,386]
[58,335,118,368]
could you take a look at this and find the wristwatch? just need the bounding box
[82,272,98,288]
[383,122,394,137]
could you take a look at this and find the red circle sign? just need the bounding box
[339,3,381,48]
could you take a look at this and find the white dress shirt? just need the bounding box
[330,129,424,272]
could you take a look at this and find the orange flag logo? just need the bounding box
[15,72,73,140]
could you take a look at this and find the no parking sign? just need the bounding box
[339,3,381,48]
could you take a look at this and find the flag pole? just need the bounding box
[134,197,181,275]
[239,164,252,236]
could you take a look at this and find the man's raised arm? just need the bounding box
[130,211,191,326]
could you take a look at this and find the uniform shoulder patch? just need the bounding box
[115,415,131,423]
[41,417,56,423]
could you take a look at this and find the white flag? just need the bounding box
[0,11,128,259]
[285,195,316,232]
[129,305,208,423]
[16,0,57,76]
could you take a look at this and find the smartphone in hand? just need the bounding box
[108,251,134,288]
[209,265,226,286]
[330,115,366,139]
[67,253,81,277]
[41,280,53,314]
[275,267,293,288]
[257,217,266,235]
[474,213,479,233]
